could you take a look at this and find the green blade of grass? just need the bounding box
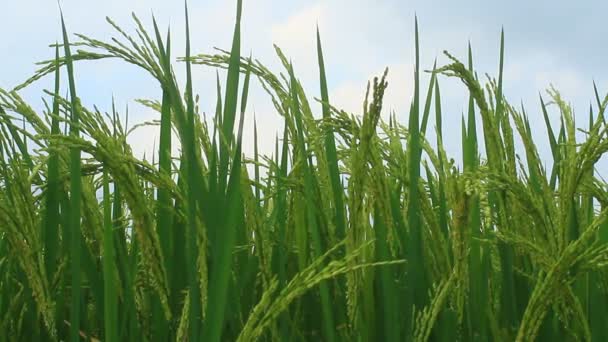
[420,60,437,135]
[60,10,84,342]
[464,42,486,341]
[274,121,290,341]
[373,201,399,341]
[102,166,118,342]
[157,30,173,281]
[317,27,346,242]
[218,0,243,194]
[254,116,260,201]
[43,44,61,283]
[151,33,174,338]
[289,62,336,342]
[406,17,428,334]
[434,79,449,239]
[182,3,202,340]
[495,28,505,124]
[203,65,247,342]
[202,2,245,339]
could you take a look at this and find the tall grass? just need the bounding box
[1,2,608,341]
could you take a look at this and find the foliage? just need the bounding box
[1,2,607,341]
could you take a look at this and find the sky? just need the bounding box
[1,0,607,172]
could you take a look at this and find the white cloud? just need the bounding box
[2,0,606,171]
[270,3,325,70]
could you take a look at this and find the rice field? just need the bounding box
[1,1,608,341]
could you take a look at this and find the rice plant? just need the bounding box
[1,1,607,341]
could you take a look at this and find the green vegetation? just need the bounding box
[1,2,608,341]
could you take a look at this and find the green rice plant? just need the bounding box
[1,1,608,341]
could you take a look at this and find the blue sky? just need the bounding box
[1,0,606,171]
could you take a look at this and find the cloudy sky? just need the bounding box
[2,0,606,170]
